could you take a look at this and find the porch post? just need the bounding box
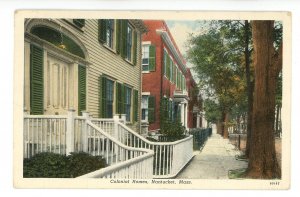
[121,114,126,123]
[196,114,200,128]
[113,114,120,140]
[82,111,89,152]
[66,108,75,155]
[185,103,188,129]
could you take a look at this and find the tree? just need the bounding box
[246,21,282,178]
[187,21,248,139]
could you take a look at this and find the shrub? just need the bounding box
[160,119,186,141]
[23,152,106,178]
[67,152,106,178]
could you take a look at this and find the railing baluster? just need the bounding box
[106,137,109,164]
[93,128,96,156]
[97,133,100,156]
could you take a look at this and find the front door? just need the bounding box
[44,55,70,115]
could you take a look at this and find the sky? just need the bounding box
[166,20,205,81]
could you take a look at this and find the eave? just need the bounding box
[156,29,187,74]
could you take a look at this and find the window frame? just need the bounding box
[141,95,149,122]
[105,19,115,50]
[126,24,134,62]
[142,44,150,71]
[105,78,114,118]
[124,86,132,122]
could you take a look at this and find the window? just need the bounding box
[106,79,114,118]
[106,19,114,49]
[99,76,114,118]
[126,25,133,61]
[125,86,132,121]
[142,45,150,71]
[163,50,167,76]
[170,59,173,82]
[141,95,149,121]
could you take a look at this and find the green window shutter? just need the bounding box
[122,84,126,114]
[73,19,85,28]
[30,44,44,115]
[98,19,107,44]
[99,76,107,118]
[121,20,128,59]
[133,89,138,122]
[133,31,138,66]
[149,45,156,71]
[166,55,170,79]
[116,82,122,114]
[98,76,101,117]
[163,50,166,75]
[116,20,121,54]
[78,65,86,115]
[148,95,155,123]
[170,60,173,82]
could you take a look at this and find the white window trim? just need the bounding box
[142,41,151,45]
[104,19,115,50]
[126,24,134,63]
[141,94,149,123]
[142,44,150,71]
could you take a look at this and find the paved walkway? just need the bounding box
[176,134,248,179]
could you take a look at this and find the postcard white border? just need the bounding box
[13,10,291,190]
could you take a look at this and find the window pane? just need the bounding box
[125,87,131,121]
[106,19,114,48]
[141,95,148,108]
[127,26,132,61]
[106,79,114,118]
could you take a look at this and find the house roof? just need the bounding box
[156,29,187,74]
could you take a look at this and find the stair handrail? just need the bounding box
[117,121,193,146]
[86,120,153,154]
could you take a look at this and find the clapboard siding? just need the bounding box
[24,19,142,132]
[83,20,141,130]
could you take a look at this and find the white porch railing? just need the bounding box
[23,111,154,179]
[77,150,153,179]
[91,118,194,178]
[24,115,68,158]
[24,111,192,179]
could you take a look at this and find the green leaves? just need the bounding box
[23,152,107,178]
[187,20,250,122]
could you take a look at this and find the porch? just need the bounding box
[23,110,198,179]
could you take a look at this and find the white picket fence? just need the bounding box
[23,111,193,179]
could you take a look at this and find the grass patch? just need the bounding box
[228,168,247,179]
[235,154,248,161]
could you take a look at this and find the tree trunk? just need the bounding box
[244,20,254,158]
[237,116,240,133]
[246,21,281,179]
[275,104,280,137]
[223,112,229,138]
[221,112,226,136]
[217,120,222,135]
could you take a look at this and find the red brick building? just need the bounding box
[141,20,201,132]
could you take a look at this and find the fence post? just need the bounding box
[238,134,241,150]
[113,114,120,140]
[82,111,90,152]
[66,108,75,155]
[121,114,126,123]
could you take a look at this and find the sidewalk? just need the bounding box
[176,134,248,179]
